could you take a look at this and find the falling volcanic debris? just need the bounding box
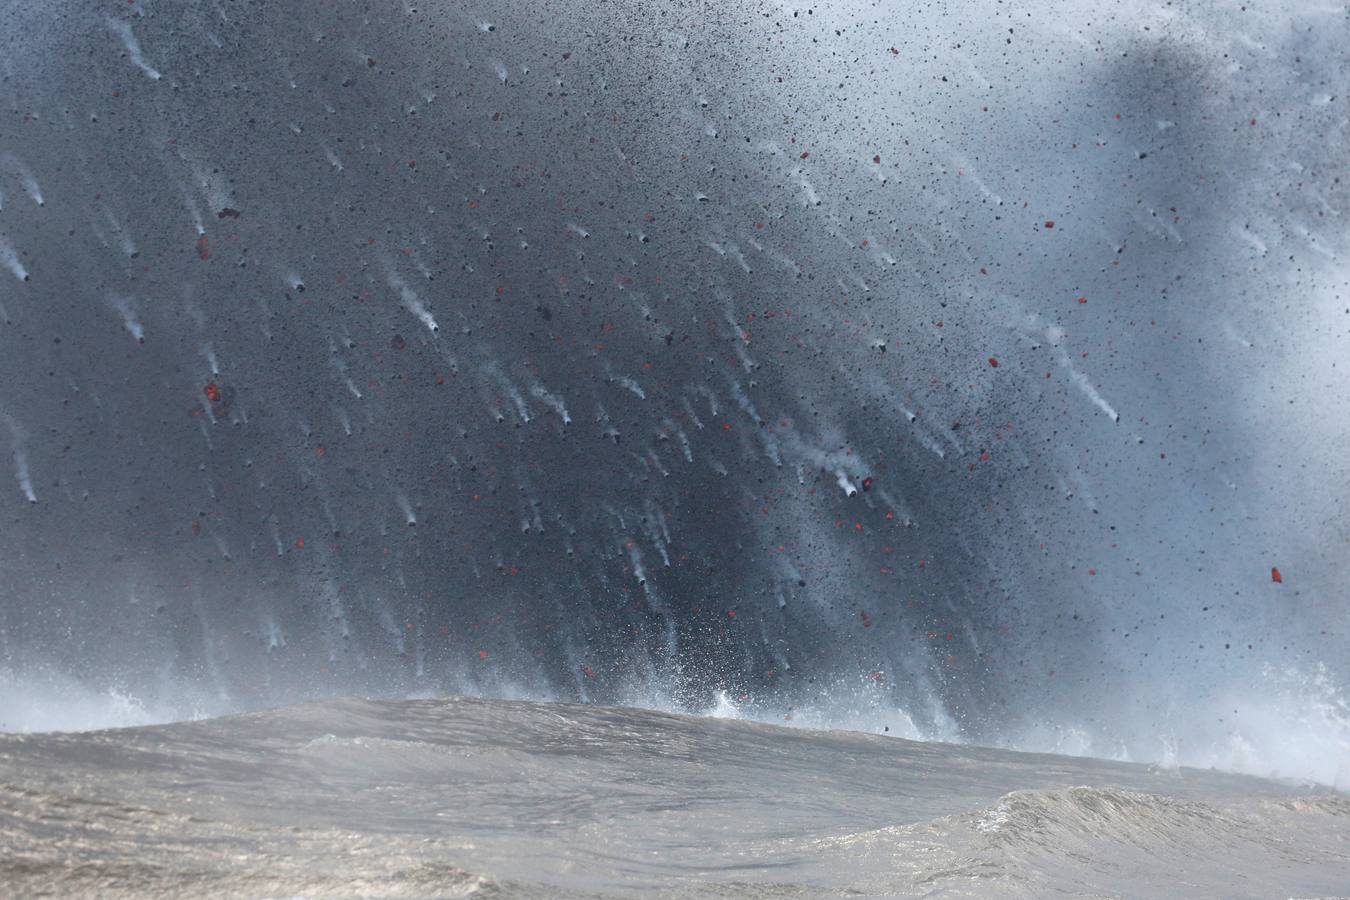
[0,0,1345,784]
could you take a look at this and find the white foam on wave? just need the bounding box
[4,658,1344,791]
[0,668,213,734]
[1206,665,1350,789]
[1006,663,1350,791]
[607,663,1350,790]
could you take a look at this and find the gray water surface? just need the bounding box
[2,696,1347,897]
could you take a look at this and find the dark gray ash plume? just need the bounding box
[0,0,1345,782]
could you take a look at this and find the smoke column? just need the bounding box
[0,0,1345,786]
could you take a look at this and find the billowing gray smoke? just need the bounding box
[0,0,1345,784]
